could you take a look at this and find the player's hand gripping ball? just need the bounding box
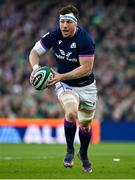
[32,66,53,90]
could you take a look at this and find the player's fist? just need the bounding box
[47,70,63,86]
[30,65,40,84]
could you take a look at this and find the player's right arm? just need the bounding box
[29,49,40,70]
[29,49,41,83]
[29,32,53,83]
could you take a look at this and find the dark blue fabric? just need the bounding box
[41,27,95,87]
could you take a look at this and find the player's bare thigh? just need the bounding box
[58,90,79,122]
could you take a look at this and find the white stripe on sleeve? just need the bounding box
[33,41,46,55]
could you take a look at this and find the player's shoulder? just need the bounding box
[77,26,95,43]
[50,27,61,39]
[50,27,60,36]
[42,27,60,39]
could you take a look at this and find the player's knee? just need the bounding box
[79,121,92,133]
[66,109,77,122]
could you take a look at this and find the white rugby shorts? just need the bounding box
[55,81,98,111]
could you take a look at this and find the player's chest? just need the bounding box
[53,39,78,62]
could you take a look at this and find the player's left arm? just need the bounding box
[47,56,94,86]
[59,56,94,80]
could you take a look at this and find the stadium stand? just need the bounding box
[0,0,135,121]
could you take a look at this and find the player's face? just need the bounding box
[60,19,77,38]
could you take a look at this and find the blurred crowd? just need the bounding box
[0,0,135,121]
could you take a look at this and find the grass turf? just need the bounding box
[0,143,135,179]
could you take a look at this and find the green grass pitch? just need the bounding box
[0,143,135,179]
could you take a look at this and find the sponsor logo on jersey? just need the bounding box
[66,52,72,58]
[59,49,65,56]
[55,49,77,62]
[58,40,62,44]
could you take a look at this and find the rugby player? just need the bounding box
[29,4,97,173]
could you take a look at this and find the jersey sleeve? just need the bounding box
[40,32,53,50]
[33,32,53,55]
[78,32,95,58]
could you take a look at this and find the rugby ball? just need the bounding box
[32,66,53,90]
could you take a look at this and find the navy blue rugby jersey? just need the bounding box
[40,27,95,87]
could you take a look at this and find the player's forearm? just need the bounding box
[29,49,40,70]
[61,65,91,81]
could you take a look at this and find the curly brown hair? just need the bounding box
[59,5,79,19]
